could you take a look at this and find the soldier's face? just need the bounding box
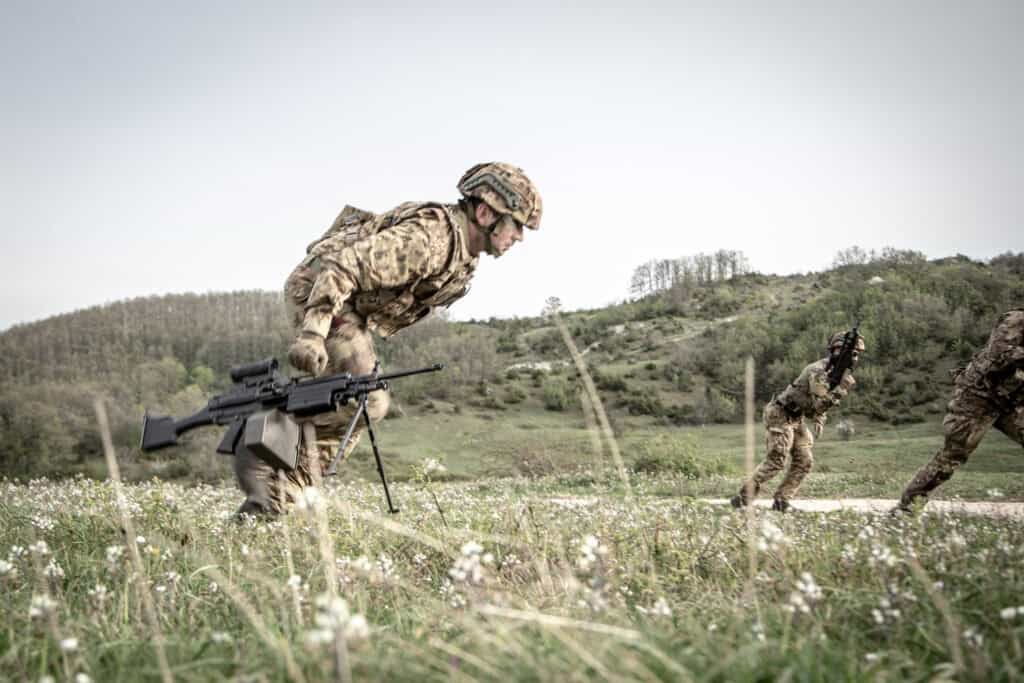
[487,215,525,257]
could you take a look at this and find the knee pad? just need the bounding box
[365,390,391,422]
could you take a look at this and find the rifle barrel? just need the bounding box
[377,363,445,381]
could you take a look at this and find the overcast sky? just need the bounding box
[2,0,1021,332]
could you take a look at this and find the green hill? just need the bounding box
[1,250,1021,484]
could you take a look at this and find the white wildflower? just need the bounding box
[59,637,78,652]
[450,542,487,585]
[576,535,608,572]
[305,594,370,649]
[344,614,370,644]
[29,540,50,556]
[297,486,321,510]
[29,594,56,618]
[796,572,822,601]
[32,515,56,532]
[786,592,810,614]
[0,559,15,578]
[45,559,65,580]
[75,673,93,683]
[106,545,124,565]
[211,631,233,644]
[422,458,447,476]
[1000,606,1020,620]
[868,545,897,568]
[757,519,788,552]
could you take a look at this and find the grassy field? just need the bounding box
[344,409,1024,500]
[3,469,1024,682]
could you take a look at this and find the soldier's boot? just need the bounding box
[771,498,793,513]
[731,480,759,509]
[237,497,277,518]
[889,502,914,517]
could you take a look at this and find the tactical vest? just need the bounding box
[284,202,477,337]
[774,359,832,418]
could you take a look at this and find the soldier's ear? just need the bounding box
[474,201,498,227]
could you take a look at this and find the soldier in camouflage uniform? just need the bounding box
[235,162,543,515]
[895,309,1024,513]
[731,331,865,512]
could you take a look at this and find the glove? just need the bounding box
[288,332,328,376]
[812,417,825,439]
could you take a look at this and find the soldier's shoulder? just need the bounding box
[805,358,830,375]
[998,309,1024,330]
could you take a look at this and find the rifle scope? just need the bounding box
[230,358,279,383]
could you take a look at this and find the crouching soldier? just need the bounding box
[731,330,865,512]
[235,162,543,515]
[895,309,1024,513]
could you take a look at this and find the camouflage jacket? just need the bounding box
[284,201,478,338]
[774,358,855,420]
[955,308,1024,408]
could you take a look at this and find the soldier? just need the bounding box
[235,162,542,515]
[731,330,865,512]
[895,308,1024,513]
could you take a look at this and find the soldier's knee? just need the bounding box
[366,390,390,422]
[792,447,814,468]
[234,448,281,515]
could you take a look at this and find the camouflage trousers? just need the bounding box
[235,311,391,515]
[899,389,1023,508]
[736,401,815,504]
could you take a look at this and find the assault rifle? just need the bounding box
[826,322,862,390]
[140,358,443,513]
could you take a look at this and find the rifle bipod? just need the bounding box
[323,394,399,514]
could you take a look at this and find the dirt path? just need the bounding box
[702,497,1024,518]
[546,495,1024,518]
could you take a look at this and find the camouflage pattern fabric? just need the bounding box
[237,311,385,514]
[457,162,543,229]
[237,202,479,515]
[285,202,478,339]
[899,309,1024,508]
[736,358,855,504]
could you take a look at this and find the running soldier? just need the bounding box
[895,308,1024,513]
[731,330,865,512]
[235,162,542,515]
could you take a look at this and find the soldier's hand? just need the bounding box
[812,419,825,438]
[289,332,328,376]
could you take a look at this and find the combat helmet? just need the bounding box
[828,330,866,352]
[457,162,542,230]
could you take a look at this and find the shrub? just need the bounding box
[593,370,628,392]
[620,394,665,417]
[632,433,728,478]
[503,385,527,404]
[542,379,573,411]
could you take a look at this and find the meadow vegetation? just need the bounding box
[3,471,1024,681]
[1,249,1022,679]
